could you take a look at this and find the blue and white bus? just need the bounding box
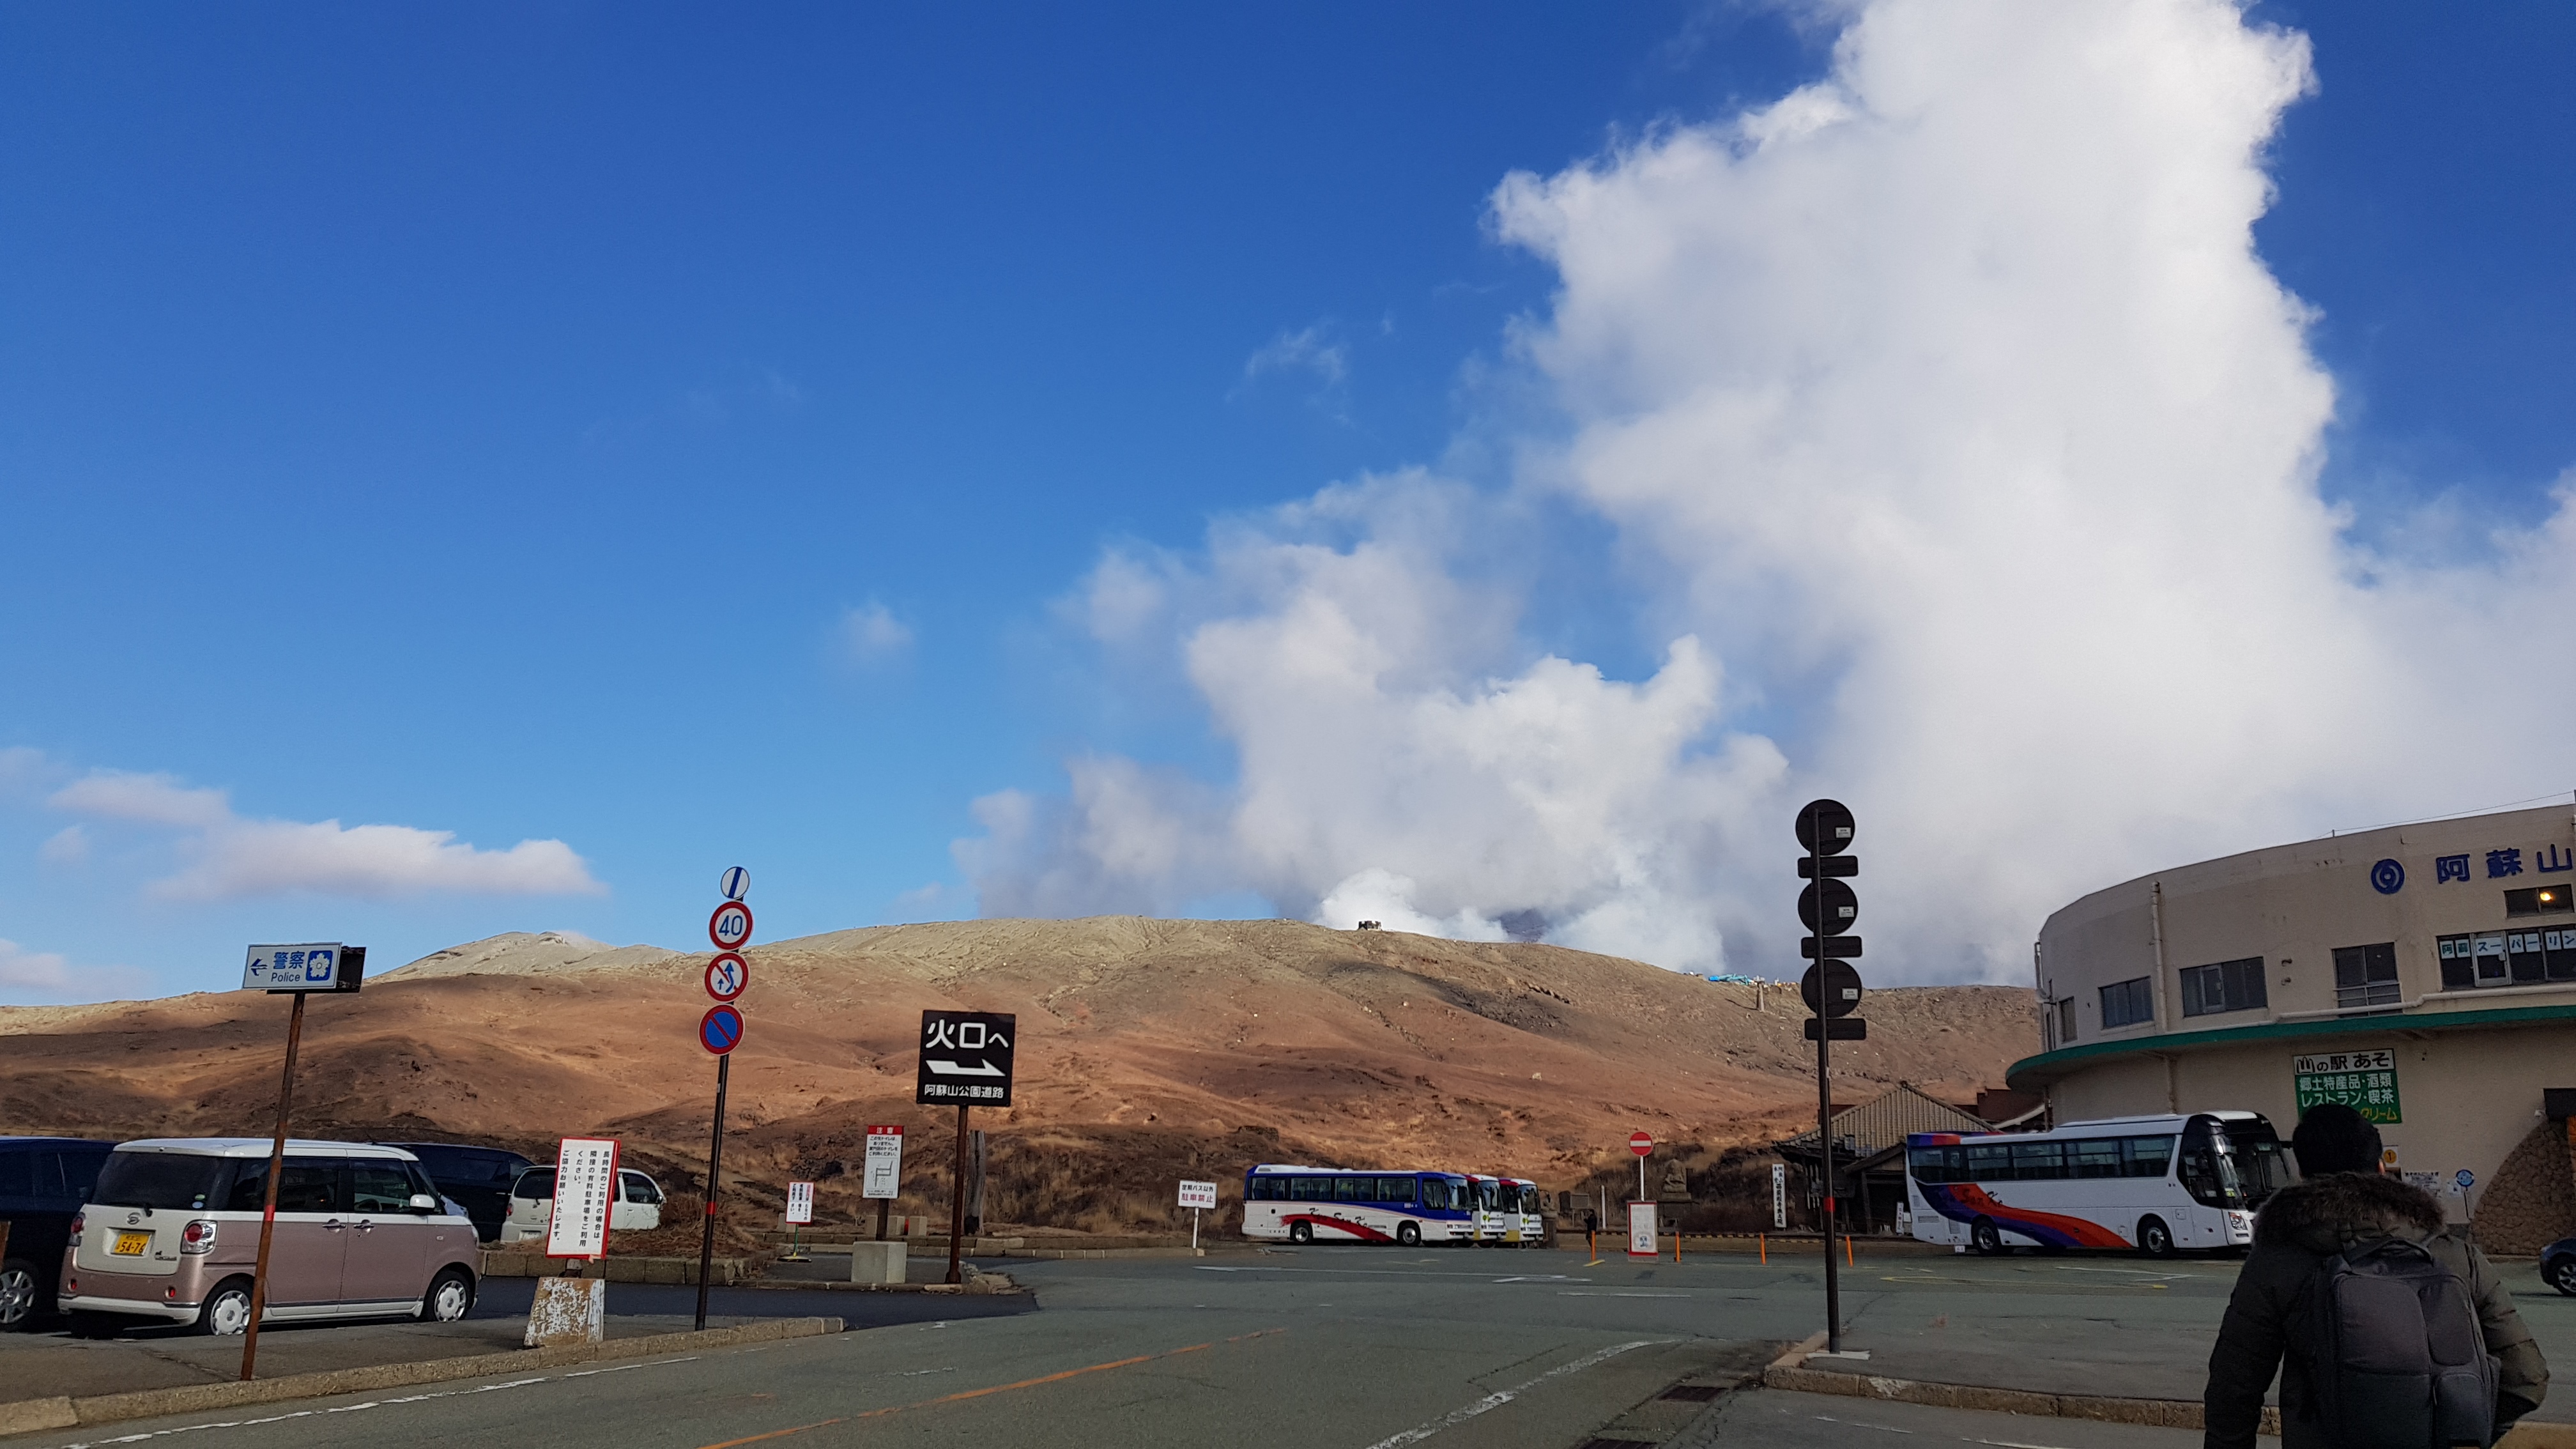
[1905,1111,2290,1256]
[1241,1165,1478,1245]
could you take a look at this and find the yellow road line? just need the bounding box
[696,1328,1288,1448]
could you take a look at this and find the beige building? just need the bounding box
[2007,802,2576,1249]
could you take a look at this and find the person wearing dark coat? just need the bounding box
[2204,1104,2547,1449]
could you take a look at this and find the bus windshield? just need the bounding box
[2219,1117,2294,1208]
[2178,1117,2246,1209]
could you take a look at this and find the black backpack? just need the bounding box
[2303,1236,2499,1448]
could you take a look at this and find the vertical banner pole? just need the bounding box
[1816,816,1841,1354]
[695,1052,730,1331]
[240,990,306,1381]
[947,1105,969,1285]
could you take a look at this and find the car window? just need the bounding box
[61,1150,107,1201]
[227,1158,345,1213]
[618,1171,661,1204]
[515,1169,557,1200]
[0,1149,34,1197]
[350,1160,415,1213]
[95,1151,227,1211]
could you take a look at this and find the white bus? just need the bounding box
[1462,1175,1547,1244]
[1242,1166,1477,1245]
[1905,1110,2291,1257]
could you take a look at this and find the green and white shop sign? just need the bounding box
[2292,1048,2402,1124]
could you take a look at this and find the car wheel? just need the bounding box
[2547,1258,2576,1298]
[2137,1216,2177,1259]
[1970,1218,2003,1255]
[194,1278,255,1336]
[1397,1222,1420,1246]
[1289,1222,1314,1245]
[0,1258,40,1330]
[419,1268,475,1323]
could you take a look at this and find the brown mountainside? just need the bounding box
[0,918,2037,1232]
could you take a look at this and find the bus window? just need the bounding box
[2123,1137,2174,1177]
[2011,1141,2064,1181]
[1906,1147,1950,1183]
[1290,1176,1330,1202]
[2177,1119,2246,1208]
[1380,1177,1413,1205]
[1247,1177,1279,1201]
[1335,1176,1367,1202]
[2219,1118,2294,1208]
[1966,1144,2012,1181]
[1419,1179,1449,1210]
[2067,1140,2121,1179]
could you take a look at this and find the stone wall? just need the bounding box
[2469,1117,2576,1255]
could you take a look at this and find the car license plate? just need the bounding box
[112,1230,151,1256]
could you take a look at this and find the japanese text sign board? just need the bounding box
[916,1010,1016,1107]
[785,1181,815,1226]
[2293,1048,2402,1124]
[861,1126,903,1200]
[546,1137,621,1260]
[1627,1200,1658,1257]
[242,942,364,994]
[1177,1179,1218,1211]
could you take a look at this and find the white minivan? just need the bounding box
[498,1165,665,1245]
[58,1138,479,1335]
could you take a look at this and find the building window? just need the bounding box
[2437,933,2508,990]
[2506,883,2574,917]
[2056,996,2078,1045]
[2552,929,2576,982]
[2179,956,2267,1017]
[2333,942,2401,1009]
[2099,976,2154,1029]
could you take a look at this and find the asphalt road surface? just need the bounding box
[18,1244,2571,1449]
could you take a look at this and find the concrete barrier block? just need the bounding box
[524,1276,605,1347]
[849,1241,906,1284]
[0,1397,78,1436]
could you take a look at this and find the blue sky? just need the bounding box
[3,3,2572,1002]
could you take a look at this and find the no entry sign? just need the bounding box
[1629,1131,1655,1157]
[700,1003,744,1055]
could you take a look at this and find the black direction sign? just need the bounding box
[1802,960,1863,1018]
[916,1010,1017,1108]
[1795,799,1856,854]
[1804,1018,1867,1041]
[1798,879,1859,933]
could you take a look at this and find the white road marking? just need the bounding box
[40,1363,684,1449]
[1196,1266,1592,1282]
[1356,1339,1665,1449]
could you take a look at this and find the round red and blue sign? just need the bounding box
[699,1003,744,1055]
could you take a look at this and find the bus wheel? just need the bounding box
[1289,1222,1314,1245]
[1970,1218,2002,1255]
[2136,1216,2177,1259]
[1397,1222,1420,1246]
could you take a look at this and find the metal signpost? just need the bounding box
[863,1125,904,1241]
[237,942,364,1383]
[1797,798,1862,1356]
[1178,1179,1218,1250]
[917,1009,1016,1284]
[696,869,753,1331]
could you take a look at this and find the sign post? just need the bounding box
[1179,1179,1218,1250]
[1798,798,1860,1356]
[1629,1130,1653,1200]
[917,1009,1016,1284]
[236,942,363,1383]
[696,870,753,1332]
[1627,1132,1657,1259]
[1772,1162,1788,1230]
[863,1126,904,1241]
[783,1181,815,1261]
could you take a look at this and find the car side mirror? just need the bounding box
[409,1193,440,1213]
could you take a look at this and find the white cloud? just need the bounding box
[0,938,150,1002]
[40,825,88,864]
[839,602,916,663]
[1243,324,1349,388]
[958,0,2576,979]
[45,767,605,900]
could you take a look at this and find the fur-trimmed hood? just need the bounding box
[2252,1170,2446,1254]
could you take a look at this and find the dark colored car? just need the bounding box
[378,1142,535,1243]
[2542,1236,2576,1296]
[1,1137,117,1328]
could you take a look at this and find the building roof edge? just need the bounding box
[2005,1000,2576,1091]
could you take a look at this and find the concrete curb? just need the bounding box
[1754,1338,2576,1446]
[746,1276,1022,1295]
[0,1316,843,1441]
